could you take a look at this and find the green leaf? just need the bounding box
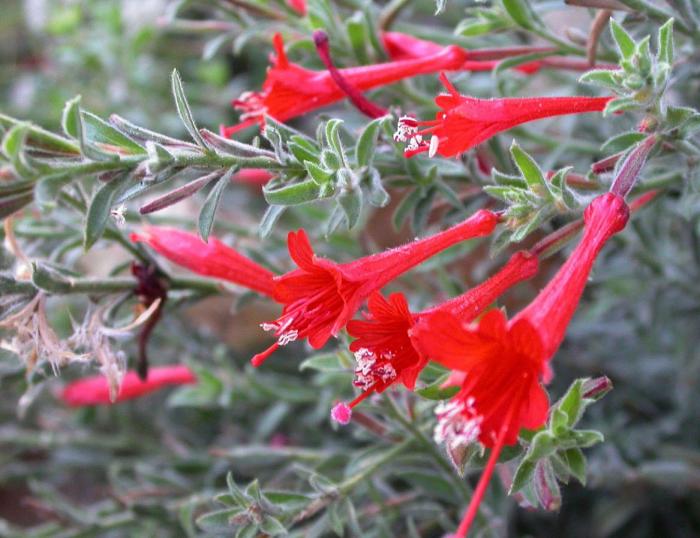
[263,179,323,206]
[299,353,345,372]
[493,169,527,188]
[2,123,35,178]
[171,69,208,148]
[657,18,674,65]
[34,175,70,210]
[562,447,587,485]
[415,377,460,401]
[337,184,363,230]
[81,111,145,154]
[324,119,345,160]
[510,141,549,197]
[226,473,250,506]
[304,160,333,185]
[260,516,287,536]
[259,205,285,238]
[601,131,647,153]
[556,379,584,428]
[510,206,551,243]
[604,97,641,116]
[346,13,369,64]
[289,141,319,164]
[510,459,536,494]
[571,429,604,448]
[355,116,389,168]
[527,430,557,461]
[61,95,82,138]
[579,69,621,90]
[366,168,389,207]
[392,188,423,231]
[198,168,233,242]
[502,0,542,30]
[84,174,128,250]
[610,19,636,60]
[455,12,511,37]
[196,508,241,532]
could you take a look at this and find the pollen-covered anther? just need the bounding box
[428,136,440,158]
[393,115,419,142]
[433,397,482,453]
[277,330,298,345]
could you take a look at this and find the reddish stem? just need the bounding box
[313,30,388,119]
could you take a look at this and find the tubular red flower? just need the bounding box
[513,192,629,358]
[382,32,616,73]
[252,210,499,366]
[220,33,468,137]
[62,365,196,406]
[410,193,630,537]
[339,251,539,419]
[131,226,276,297]
[395,73,611,158]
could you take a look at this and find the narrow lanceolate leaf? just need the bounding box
[355,115,390,168]
[502,0,542,30]
[139,170,222,215]
[35,174,74,210]
[510,142,550,198]
[81,111,145,154]
[2,123,35,177]
[61,95,82,139]
[198,168,234,242]
[171,69,208,148]
[579,69,621,90]
[263,179,323,206]
[84,173,129,250]
[259,205,285,238]
[609,19,635,60]
[657,18,674,65]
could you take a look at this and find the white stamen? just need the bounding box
[428,136,440,158]
[433,397,482,453]
[278,330,298,346]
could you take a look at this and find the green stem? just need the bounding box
[383,394,472,502]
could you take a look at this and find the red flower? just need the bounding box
[394,73,611,158]
[131,226,276,297]
[286,0,306,15]
[62,365,196,406]
[252,210,500,366]
[332,251,539,422]
[221,33,468,136]
[382,32,616,73]
[411,193,630,537]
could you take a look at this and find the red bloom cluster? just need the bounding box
[253,210,499,365]
[331,251,539,422]
[411,193,629,536]
[221,33,469,136]
[395,74,611,158]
